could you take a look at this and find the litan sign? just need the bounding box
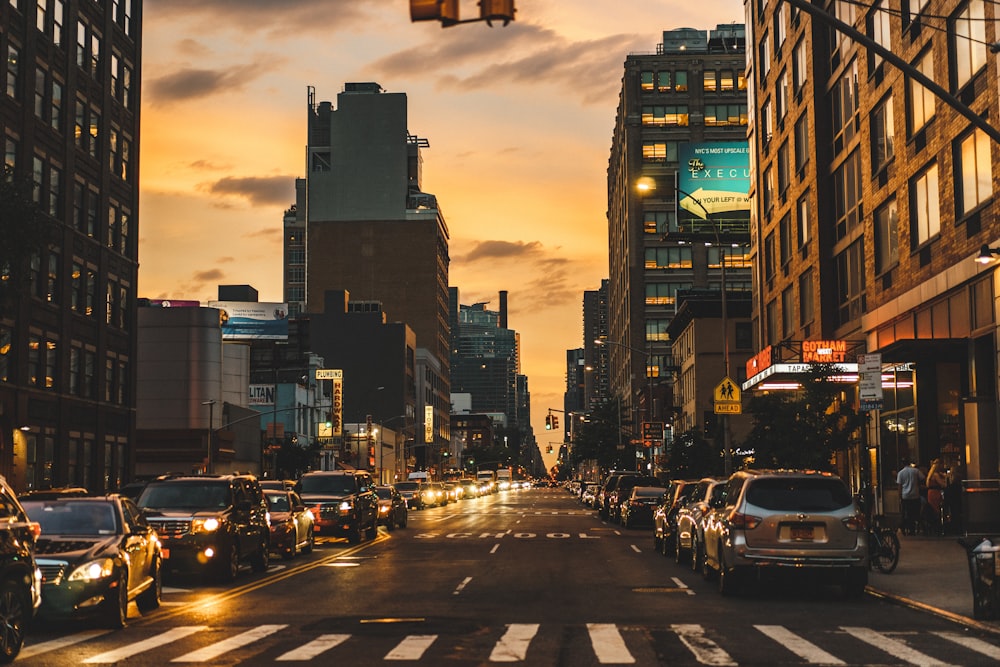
[802,340,847,363]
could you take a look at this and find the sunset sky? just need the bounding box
[138,0,741,463]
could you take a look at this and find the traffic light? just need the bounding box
[480,0,516,26]
[325,412,332,428]
[545,414,552,430]
[410,0,459,26]
[552,415,559,430]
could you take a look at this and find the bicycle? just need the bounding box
[868,514,900,573]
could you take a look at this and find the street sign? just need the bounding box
[713,376,742,414]
[714,402,742,414]
[315,369,342,380]
[858,353,883,411]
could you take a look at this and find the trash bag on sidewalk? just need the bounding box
[959,537,1000,620]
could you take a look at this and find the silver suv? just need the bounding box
[701,470,868,597]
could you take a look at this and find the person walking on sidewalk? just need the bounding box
[897,458,925,535]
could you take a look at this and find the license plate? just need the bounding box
[161,548,170,560]
[790,525,813,540]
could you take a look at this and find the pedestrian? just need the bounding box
[896,458,925,535]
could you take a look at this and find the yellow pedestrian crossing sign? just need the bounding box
[714,376,742,414]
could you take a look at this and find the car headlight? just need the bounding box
[192,517,221,533]
[68,558,115,582]
[305,509,315,521]
[338,501,352,512]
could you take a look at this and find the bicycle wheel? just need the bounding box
[873,528,900,573]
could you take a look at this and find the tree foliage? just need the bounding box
[569,400,626,472]
[741,363,864,470]
[661,429,723,478]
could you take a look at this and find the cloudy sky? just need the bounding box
[138,0,741,462]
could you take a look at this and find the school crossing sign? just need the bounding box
[714,376,742,414]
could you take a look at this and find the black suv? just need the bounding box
[137,474,270,582]
[0,477,40,663]
[297,471,378,544]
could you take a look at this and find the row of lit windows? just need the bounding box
[642,69,747,94]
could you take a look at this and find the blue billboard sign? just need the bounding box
[209,301,289,340]
[677,141,751,234]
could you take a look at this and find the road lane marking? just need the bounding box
[671,624,737,666]
[490,624,539,662]
[276,634,350,661]
[670,577,696,595]
[491,543,500,553]
[841,627,954,666]
[21,630,113,660]
[755,625,845,664]
[453,576,473,595]
[587,623,635,664]
[385,635,437,660]
[630,544,641,553]
[83,626,207,663]
[934,632,1000,660]
[171,624,287,662]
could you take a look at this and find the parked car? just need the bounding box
[581,482,599,508]
[297,471,378,544]
[22,494,161,628]
[0,477,41,662]
[673,478,726,568]
[609,475,663,523]
[136,473,270,582]
[394,481,424,510]
[259,479,296,491]
[596,471,632,520]
[264,489,314,559]
[375,486,408,530]
[620,486,665,529]
[701,470,868,597]
[653,479,699,556]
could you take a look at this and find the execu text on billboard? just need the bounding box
[676,141,751,234]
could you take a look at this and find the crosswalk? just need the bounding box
[19,622,1000,664]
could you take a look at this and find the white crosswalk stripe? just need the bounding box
[22,621,1000,664]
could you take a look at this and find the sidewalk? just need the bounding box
[866,531,1000,633]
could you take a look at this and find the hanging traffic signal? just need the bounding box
[410,0,459,26]
[545,414,553,430]
[552,415,559,430]
[480,0,516,26]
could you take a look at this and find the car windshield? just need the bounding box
[395,482,419,492]
[746,477,853,512]
[299,476,356,496]
[375,488,393,499]
[22,500,117,536]
[138,482,230,510]
[265,494,290,511]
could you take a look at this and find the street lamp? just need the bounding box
[641,176,735,476]
[201,400,216,474]
[975,244,1000,264]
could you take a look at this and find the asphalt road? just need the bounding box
[19,486,1000,665]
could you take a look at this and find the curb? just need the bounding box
[867,586,1000,636]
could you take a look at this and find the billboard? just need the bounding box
[677,141,751,234]
[248,384,275,406]
[209,301,289,340]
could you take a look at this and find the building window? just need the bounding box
[766,299,778,345]
[956,128,991,216]
[643,210,677,234]
[645,282,690,306]
[871,95,895,172]
[794,114,809,174]
[792,38,807,93]
[45,250,59,303]
[781,286,794,338]
[762,164,774,213]
[833,150,862,239]
[759,31,771,81]
[642,141,677,163]
[909,49,935,133]
[71,262,83,312]
[640,71,654,91]
[869,0,891,72]
[6,44,20,99]
[703,70,716,92]
[674,71,687,92]
[836,240,866,326]
[831,59,859,154]
[910,162,940,245]
[48,163,61,217]
[645,319,670,342]
[640,105,689,126]
[645,247,692,269]
[34,68,46,119]
[831,0,856,68]
[797,192,811,247]
[50,79,62,131]
[720,70,735,92]
[953,1,986,90]
[777,141,790,195]
[776,70,788,122]
[88,108,99,159]
[779,213,792,267]
[798,269,814,326]
[874,197,899,274]
[761,99,773,143]
[704,104,747,126]
[656,71,672,92]
[764,232,776,282]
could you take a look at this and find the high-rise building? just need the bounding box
[1,1,141,491]
[606,26,750,439]
[302,83,450,453]
[746,0,1000,482]
[283,178,306,317]
[583,280,610,410]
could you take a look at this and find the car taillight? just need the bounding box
[842,513,865,531]
[729,511,762,530]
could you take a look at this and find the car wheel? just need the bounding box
[283,537,298,560]
[690,539,701,573]
[674,533,685,564]
[218,543,240,583]
[365,517,378,539]
[250,535,270,572]
[386,515,396,532]
[398,512,407,529]
[842,566,868,599]
[0,580,30,663]
[718,550,740,597]
[103,569,129,629]
[701,549,717,581]
[302,527,315,554]
[137,557,162,613]
[348,524,362,544]
[653,532,662,552]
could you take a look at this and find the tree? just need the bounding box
[0,164,52,316]
[661,429,722,478]
[741,363,864,470]
[569,400,625,472]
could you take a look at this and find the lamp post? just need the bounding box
[201,400,216,474]
[594,338,655,472]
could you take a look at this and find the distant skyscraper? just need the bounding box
[606,25,749,431]
[1,1,141,492]
[302,83,450,449]
[583,280,610,410]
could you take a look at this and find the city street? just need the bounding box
[19,487,1000,666]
